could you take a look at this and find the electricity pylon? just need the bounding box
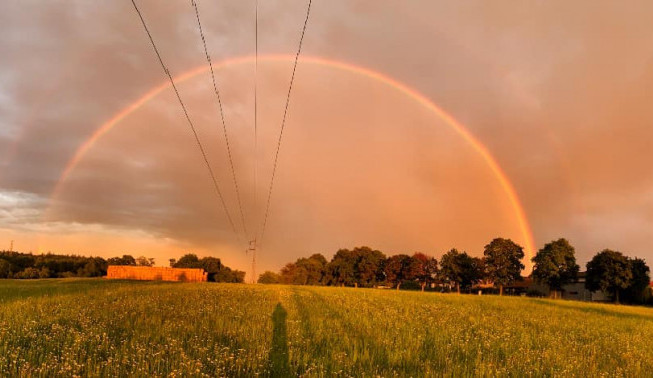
[247,239,257,284]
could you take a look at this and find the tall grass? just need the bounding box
[0,279,651,376]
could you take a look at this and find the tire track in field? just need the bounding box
[287,287,392,375]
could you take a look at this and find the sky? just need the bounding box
[1,1,652,278]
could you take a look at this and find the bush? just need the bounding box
[399,280,422,291]
[38,267,51,279]
[0,259,11,278]
[15,267,40,279]
[258,271,281,284]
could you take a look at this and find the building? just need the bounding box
[501,272,610,301]
[106,265,207,282]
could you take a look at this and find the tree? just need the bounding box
[78,258,106,277]
[0,251,107,278]
[439,249,482,293]
[172,254,241,283]
[296,254,328,285]
[136,256,155,267]
[585,249,632,303]
[168,258,176,267]
[384,254,421,290]
[353,247,386,288]
[532,238,580,298]
[214,267,245,283]
[258,271,281,284]
[622,258,650,304]
[173,254,201,269]
[107,255,136,266]
[0,259,11,278]
[326,249,358,287]
[279,262,305,285]
[483,238,525,295]
[199,257,223,281]
[413,253,438,291]
[276,254,328,285]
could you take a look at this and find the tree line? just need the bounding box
[0,251,245,283]
[0,251,107,279]
[258,238,651,304]
[168,254,245,283]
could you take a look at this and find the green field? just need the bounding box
[0,279,651,376]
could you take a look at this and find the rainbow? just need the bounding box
[50,54,536,262]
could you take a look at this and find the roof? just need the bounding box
[503,277,533,288]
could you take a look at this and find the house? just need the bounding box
[501,272,609,301]
[553,272,608,302]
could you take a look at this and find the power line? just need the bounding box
[259,0,312,243]
[130,0,240,241]
[252,0,259,283]
[254,0,259,232]
[190,0,249,238]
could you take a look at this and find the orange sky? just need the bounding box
[1,1,652,278]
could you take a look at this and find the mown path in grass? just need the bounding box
[0,279,652,376]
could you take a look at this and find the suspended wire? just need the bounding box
[254,0,259,241]
[190,0,249,238]
[250,0,260,285]
[130,0,240,241]
[259,0,312,243]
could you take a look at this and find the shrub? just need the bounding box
[0,259,11,279]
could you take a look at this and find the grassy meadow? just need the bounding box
[0,279,652,376]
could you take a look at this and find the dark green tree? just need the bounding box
[295,254,328,285]
[214,267,245,283]
[439,249,482,293]
[413,252,438,291]
[532,238,580,298]
[470,257,486,287]
[353,247,386,288]
[173,254,201,269]
[585,249,632,303]
[621,258,650,304]
[78,258,106,277]
[136,256,155,267]
[107,255,136,266]
[0,251,106,278]
[384,254,421,290]
[199,257,223,282]
[483,238,525,296]
[0,259,11,278]
[326,249,358,286]
[0,251,34,273]
[280,262,306,285]
[172,254,241,283]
